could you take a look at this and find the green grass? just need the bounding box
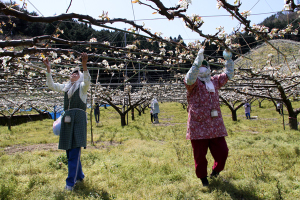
[0,101,300,199]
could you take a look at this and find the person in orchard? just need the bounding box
[94,102,100,123]
[243,101,251,119]
[184,47,234,186]
[151,98,160,124]
[43,53,91,191]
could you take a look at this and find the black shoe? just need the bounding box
[210,170,219,178]
[200,177,209,187]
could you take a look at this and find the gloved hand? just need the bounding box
[193,48,204,67]
[185,48,205,85]
[223,49,232,60]
[223,49,234,80]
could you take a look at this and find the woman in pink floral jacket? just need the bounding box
[184,48,234,186]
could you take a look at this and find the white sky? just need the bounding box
[5,0,289,43]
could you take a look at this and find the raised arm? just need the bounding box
[185,48,204,85]
[43,58,65,92]
[43,57,51,73]
[81,53,88,71]
[80,53,91,94]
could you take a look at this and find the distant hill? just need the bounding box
[234,39,300,72]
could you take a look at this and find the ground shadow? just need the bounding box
[74,182,115,200]
[208,178,264,200]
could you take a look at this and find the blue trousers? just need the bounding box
[66,147,84,187]
[245,113,250,119]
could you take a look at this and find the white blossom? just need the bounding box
[178,0,192,9]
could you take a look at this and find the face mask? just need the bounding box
[198,66,211,78]
[199,66,207,73]
[197,66,215,93]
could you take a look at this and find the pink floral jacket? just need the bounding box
[184,73,229,140]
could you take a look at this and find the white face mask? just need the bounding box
[199,66,207,73]
[198,66,211,79]
[197,66,215,93]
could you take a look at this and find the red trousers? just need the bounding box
[191,137,228,179]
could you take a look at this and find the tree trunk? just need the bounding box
[131,108,135,120]
[8,117,11,131]
[231,110,237,121]
[121,114,126,126]
[283,99,298,130]
[288,113,298,130]
[138,105,142,116]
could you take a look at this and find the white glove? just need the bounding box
[193,48,204,67]
[223,49,232,60]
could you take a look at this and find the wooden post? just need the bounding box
[126,98,129,125]
[277,47,280,64]
[90,86,94,145]
[95,69,100,124]
[282,106,285,130]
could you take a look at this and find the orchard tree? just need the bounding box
[224,40,300,129]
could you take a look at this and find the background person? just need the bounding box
[244,101,251,119]
[151,98,160,124]
[94,102,100,123]
[43,53,91,191]
[276,101,283,115]
[184,48,234,186]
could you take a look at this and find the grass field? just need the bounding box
[0,100,300,199]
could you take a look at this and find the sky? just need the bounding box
[3,0,291,43]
